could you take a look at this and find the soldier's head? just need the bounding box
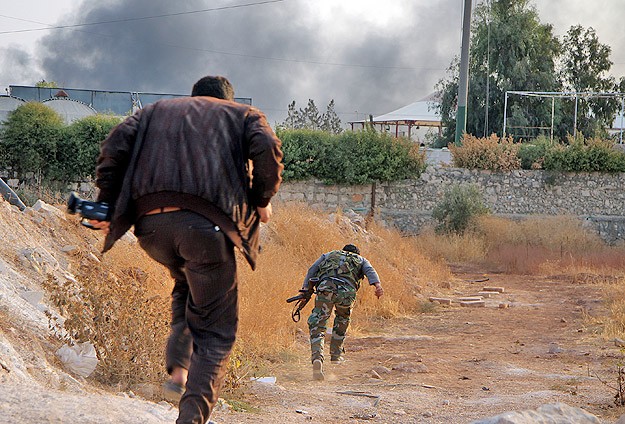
[191,76,235,101]
[342,244,360,255]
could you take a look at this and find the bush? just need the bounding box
[450,134,521,170]
[51,115,121,182]
[277,129,330,181]
[432,184,489,234]
[278,128,426,185]
[0,104,122,185]
[0,102,64,181]
[543,134,625,172]
[518,136,551,169]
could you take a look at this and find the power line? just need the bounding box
[0,2,449,72]
[0,0,286,35]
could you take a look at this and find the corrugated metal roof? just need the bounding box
[0,95,26,124]
[42,98,97,124]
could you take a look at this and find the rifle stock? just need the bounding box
[287,278,320,322]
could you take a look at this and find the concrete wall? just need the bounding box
[274,167,625,243]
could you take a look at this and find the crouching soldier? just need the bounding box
[302,244,383,381]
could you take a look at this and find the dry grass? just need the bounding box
[42,200,625,392]
[601,278,625,338]
[417,214,625,275]
[416,213,625,342]
[237,203,451,359]
[43,202,450,394]
[414,227,489,264]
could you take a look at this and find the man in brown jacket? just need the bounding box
[90,76,283,424]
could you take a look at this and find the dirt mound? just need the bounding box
[0,198,177,422]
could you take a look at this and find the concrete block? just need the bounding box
[460,300,485,307]
[429,297,452,305]
[483,286,505,293]
[458,296,482,302]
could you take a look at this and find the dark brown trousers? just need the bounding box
[135,210,238,424]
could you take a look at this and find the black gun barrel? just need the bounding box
[286,294,306,303]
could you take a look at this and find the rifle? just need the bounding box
[286,278,319,322]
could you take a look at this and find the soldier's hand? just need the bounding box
[374,282,384,298]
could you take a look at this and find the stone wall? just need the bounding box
[274,167,625,243]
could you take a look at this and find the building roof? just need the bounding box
[42,98,97,124]
[0,95,26,124]
[350,93,441,127]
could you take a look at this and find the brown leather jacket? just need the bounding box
[95,96,283,269]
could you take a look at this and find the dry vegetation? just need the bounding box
[34,201,625,404]
[416,213,625,350]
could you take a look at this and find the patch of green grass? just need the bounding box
[223,398,262,413]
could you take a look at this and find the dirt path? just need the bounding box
[210,267,625,423]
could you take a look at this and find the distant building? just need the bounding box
[0,95,26,124]
[349,93,442,143]
[6,85,253,119]
[43,92,98,124]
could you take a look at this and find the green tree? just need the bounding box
[35,79,59,88]
[51,115,121,182]
[436,0,561,144]
[0,102,64,182]
[558,25,618,139]
[279,99,342,133]
[300,99,321,130]
[321,99,343,134]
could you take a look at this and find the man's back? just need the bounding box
[133,97,256,208]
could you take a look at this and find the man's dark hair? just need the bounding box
[191,76,235,101]
[342,244,360,255]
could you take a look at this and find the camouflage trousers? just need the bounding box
[307,280,357,363]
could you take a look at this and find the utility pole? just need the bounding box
[454,0,473,145]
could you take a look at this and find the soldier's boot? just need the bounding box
[330,356,345,365]
[312,359,324,381]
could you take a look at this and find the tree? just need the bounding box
[436,0,561,144]
[321,99,343,134]
[300,99,321,130]
[35,79,59,88]
[279,99,342,134]
[558,25,617,138]
[436,1,625,144]
[0,102,64,182]
[51,115,122,182]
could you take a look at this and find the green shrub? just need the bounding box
[432,184,489,234]
[518,136,551,169]
[51,115,121,182]
[0,102,64,181]
[277,129,331,181]
[543,134,625,172]
[278,128,426,184]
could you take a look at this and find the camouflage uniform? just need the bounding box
[304,249,380,363]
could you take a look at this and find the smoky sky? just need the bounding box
[28,0,460,125]
[4,0,623,126]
